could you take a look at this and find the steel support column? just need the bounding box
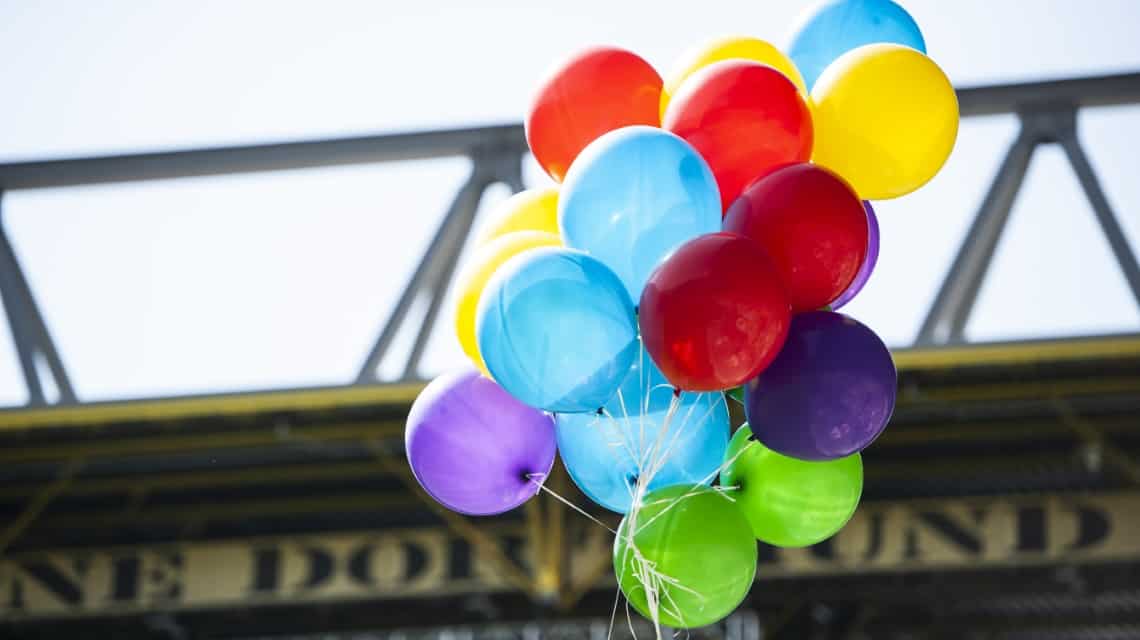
[0,193,76,405]
[355,169,491,383]
[916,126,1036,345]
[356,146,523,383]
[1058,126,1140,307]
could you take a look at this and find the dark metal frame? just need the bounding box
[0,197,76,405]
[0,73,1137,405]
[917,76,1140,344]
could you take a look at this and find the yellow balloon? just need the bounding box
[454,230,561,376]
[475,187,560,246]
[660,36,807,119]
[811,43,959,200]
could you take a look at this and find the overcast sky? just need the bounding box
[0,0,1138,405]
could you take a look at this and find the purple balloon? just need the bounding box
[745,311,896,461]
[406,369,556,515]
[831,201,879,310]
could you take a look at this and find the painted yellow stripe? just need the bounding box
[0,335,1136,433]
[0,383,423,432]
[892,334,1140,370]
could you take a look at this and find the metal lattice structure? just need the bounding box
[0,72,1138,407]
[1,73,1140,640]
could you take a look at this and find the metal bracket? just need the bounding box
[0,192,76,405]
[917,105,1140,345]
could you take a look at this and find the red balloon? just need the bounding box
[526,47,662,183]
[664,60,813,212]
[639,232,791,391]
[724,163,868,313]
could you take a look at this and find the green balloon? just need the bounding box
[613,485,756,628]
[722,424,862,547]
[726,385,745,405]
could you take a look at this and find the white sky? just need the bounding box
[0,0,1138,405]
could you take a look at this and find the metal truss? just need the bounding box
[917,76,1140,344]
[0,73,1137,406]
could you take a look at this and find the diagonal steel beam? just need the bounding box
[370,443,537,597]
[357,144,524,383]
[355,168,492,383]
[1057,125,1140,309]
[0,458,83,556]
[400,174,491,380]
[916,124,1037,345]
[1051,396,1140,486]
[0,194,76,404]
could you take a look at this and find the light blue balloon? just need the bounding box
[476,247,638,413]
[559,125,721,301]
[556,344,730,513]
[788,0,927,90]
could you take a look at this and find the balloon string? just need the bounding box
[528,474,617,534]
[608,579,623,640]
[634,440,756,536]
[622,390,684,638]
[609,340,731,638]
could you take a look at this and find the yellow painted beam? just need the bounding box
[0,336,1134,435]
[0,460,387,500]
[892,334,1140,370]
[0,420,402,465]
[32,491,424,530]
[0,382,423,432]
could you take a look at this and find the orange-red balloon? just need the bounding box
[526,47,663,183]
[724,164,868,313]
[664,60,813,212]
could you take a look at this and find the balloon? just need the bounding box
[614,485,756,628]
[723,163,868,313]
[557,344,729,513]
[664,60,813,211]
[640,232,791,391]
[526,46,663,182]
[660,36,806,119]
[788,0,926,90]
[454,231,561,376]
[476,188,560,246]
[811,43,958,200]
[727,386,745,405]
[745,311,896,460]
[560,126,721,299]
[405,369,557,515]
[476,247,638,412]
[722,424,862,547]
[831,201,879,310]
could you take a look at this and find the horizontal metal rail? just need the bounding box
[0,73,1136,190]
[0,124,528,190]
[956,71,1140,117]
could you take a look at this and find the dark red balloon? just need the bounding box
[639,232,791,391]
[664,60,813,212]
[526,46,663,183]
[724,163,868,313]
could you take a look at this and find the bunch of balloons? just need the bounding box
[406,0,957,630]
